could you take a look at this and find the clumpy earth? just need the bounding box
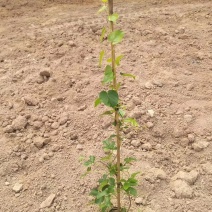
[0,0,212,211]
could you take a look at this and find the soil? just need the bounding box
[0,0,212,212]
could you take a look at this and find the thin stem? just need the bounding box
[127,195,132,212]
[108,0,121,211]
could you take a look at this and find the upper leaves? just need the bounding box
[108,13,119,23]
[84,156,95,167]
[98,5,107,13]
[108,30,124,45]
[99,50,105,67]
[103,65,113,84]
[99,90,119,108]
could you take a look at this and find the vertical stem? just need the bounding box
[108,0,121,211]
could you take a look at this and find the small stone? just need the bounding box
[153,80,163,87]
[188,134,195,142]
[33,137,44,149]
[192,139,209,152]
[78,105,87,111]
[12,116,28,130]
[5,182,10,186]
[12,183,23,193]
[23,96,38,106]
[142,143,152,151]
[202,162,212,175]
[132,97,140,106]
[147,110,155,117]
[39,157,44,163]
[59,115,69,125]
[184,114,193,123]
[43,153,50,160]
[51,122,60,129]
[68,40,76,47]
[171,180,193,198]
[40,194,56,209]
[145,81,154,89]
[33,121,43,130]
[146,122,154,128]
[172,170,199,185]
[3,125,14,133]
[135,197,146,205]
[131,140,140,147]
[145,168,167,182]
[179,138,190,147]
[186,84,194,91]
[76,144,83,150]
[40,70,51,78]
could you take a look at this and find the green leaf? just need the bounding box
[115,55,124,66]
[90,188,98,197]
[99,50,105,67]
[100,27,106,42]
[120,72,136,80]
[95,196,104,204]
[99,91,109,106]
[123,182,130,190]
[108,13,119,22]
[124,118,139,127]
[103,65,113,84]
[107,58,112,63]
[101,153,112,161]
[94,98,101,107]
[108,90,119,108]
[124,157,136,164]
[99,90,119,108]
[103,139,117,151]
[98,5,107,13]
[127,187,137,197]
[102,0,108,3]
[108,30,124,45]
[119,109,125,117]
[131,172,140,179]
[84,156,95,166]
[101,110,114,116]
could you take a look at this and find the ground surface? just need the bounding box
[0,0,212,212]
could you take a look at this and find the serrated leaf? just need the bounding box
[124,157,136,164]
[99,90,119,108]
[103,139,117,151]
[84,156,95,166]
[123,182,130,190]
[115,55,124,66]
[120,72,136,80]
[131,172,140,179]
[101,153,112,161]
[103,65,113,84]
[124,118,139,127]
[99,91,110,106]
[108,30,124,45]
[98,5,107,13]
[100,27,106,42]
[99,50,105,67]
[90,188,98,197]
[119,109,125,117]
[94,98,101,107]
[101,110,114,116]
[108,90,119,108]
[127,187,137,197]
[108,13,119,22]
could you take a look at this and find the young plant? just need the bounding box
[84,0,139,211]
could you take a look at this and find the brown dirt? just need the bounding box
[0,0,212,212]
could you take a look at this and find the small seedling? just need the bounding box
[84,1,139,211]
